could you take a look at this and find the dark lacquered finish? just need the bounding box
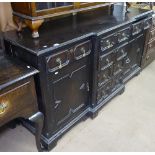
[91,20,146,114]
[3,4,152,150]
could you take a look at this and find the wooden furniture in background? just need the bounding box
[11,2,113,38]
[0,56,44,151]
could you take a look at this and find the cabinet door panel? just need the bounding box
[52,65,90,128]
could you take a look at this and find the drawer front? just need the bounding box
[46,40,92,72]
[100,33,117,51]
[149,29,155,41]
[74,40,92,60]
[96,80,113,103]
[0,78,38,126]
[99,51,114,70]
[47,50,70,72]
[98,65,113,87]
[111,73,123,92]
[116,44,128,61]
[147,39,155,52]
[132,21,143,36]
[113,59,124,76]
[117,27,131,43]
[144,18,152,30]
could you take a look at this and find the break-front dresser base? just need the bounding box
[3,4,153,150]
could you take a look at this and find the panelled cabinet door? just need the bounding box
[52,65,90,129]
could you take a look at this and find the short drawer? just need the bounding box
[115,43,128,61]
[144,17,152,30]
[132,21,143,36]
[113,59,124,76]
[98,65,113,87]
[96,80,113,103]
[99,50,114,70]
[100,33,117,51]
[0,78,38,126]
[117,26,131,43]
[111,73,123,92]
[46,50,70,72]
[74,40,92,60]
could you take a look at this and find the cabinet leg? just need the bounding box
[119,87,125,95]
[24,19,44,38]
[90,111,98,119]
[29,112,45,152]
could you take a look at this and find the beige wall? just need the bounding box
[0,2,16,32]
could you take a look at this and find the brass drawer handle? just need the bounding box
[81,47,86,57]
[0,102,8,115]
[122,32,126,37]
[56,58,62,69]
[126,58,131,64]
[106,40,112,48]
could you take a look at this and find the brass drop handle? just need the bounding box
[126,57,130,64]
[0,102,8,114]
[122,32,126,37]
[106,40,111,48]
[56,58,62,69]
[103,74,107,78]
[121,49,125,55]
[106,58,110,63]
[135,26,140,33]
[81,47,86,57]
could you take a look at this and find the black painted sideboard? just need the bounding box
[2,4,153,150]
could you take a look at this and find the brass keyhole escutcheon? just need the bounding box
[0,102,8,115]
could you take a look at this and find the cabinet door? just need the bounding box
[52,64,90,129]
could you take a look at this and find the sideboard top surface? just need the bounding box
[3,4,152,55]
